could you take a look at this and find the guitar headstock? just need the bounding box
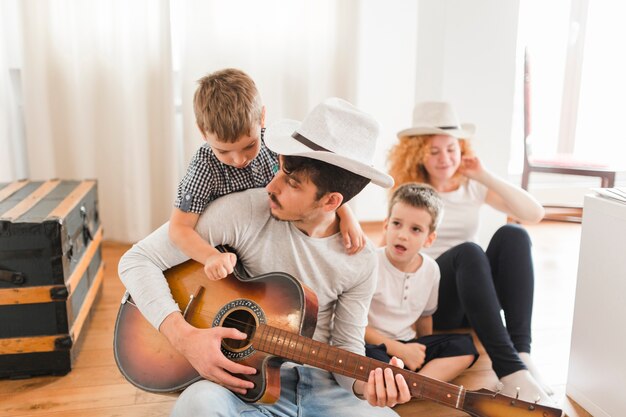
[463,388,563,417]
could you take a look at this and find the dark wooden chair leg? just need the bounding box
[606,172,616,188]
[521,167,530,191]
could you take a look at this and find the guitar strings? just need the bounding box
[131,297,561,412]
[181,306,264,335]
[158,304,562,410]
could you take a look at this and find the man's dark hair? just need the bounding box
[281,156,370,204]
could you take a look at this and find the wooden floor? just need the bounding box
[0,222,592,417]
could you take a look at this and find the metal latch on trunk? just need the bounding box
[0,269,25,285]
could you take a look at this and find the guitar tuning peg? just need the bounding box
[515,387,520,399]
[494,382,504,396]
[535,396,541,404]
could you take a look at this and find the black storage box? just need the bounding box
[0,179,103,378]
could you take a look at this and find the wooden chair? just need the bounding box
[521,48,616,192]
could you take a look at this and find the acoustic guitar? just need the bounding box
[113,259,563,417]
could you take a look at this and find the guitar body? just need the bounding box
[113,260,319,403]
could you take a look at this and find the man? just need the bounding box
[119,97,410,416]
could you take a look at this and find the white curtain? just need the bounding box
[4,0,410,242]
[0,21,11,182]
[0,0,19,181]
[173,0,360,170]
[19,0,178,242]
[4,0,361,242]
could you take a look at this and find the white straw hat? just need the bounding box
[264,97,393,188]
[397,101,475,139]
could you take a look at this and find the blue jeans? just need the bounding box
[170,364,399,417]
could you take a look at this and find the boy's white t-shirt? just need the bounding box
[367,247,440,342]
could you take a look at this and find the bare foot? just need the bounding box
[496,370,554,405]
[518,352,554,396]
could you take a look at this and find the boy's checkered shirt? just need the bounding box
[174,139,278,214]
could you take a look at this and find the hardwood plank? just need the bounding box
[0,366,127,394]
[71,347,117,369]
[395,399,468,417]
[77,329,115,351]
[563,396,595,417]
[13,402,175,417]
[0,384,141,416]
[133,390,178,406]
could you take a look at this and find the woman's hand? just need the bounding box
[458,156,485,180]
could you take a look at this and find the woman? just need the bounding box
[388,101,552,403]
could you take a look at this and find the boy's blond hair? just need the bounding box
[193,68,263,143]
[388,183,443,233]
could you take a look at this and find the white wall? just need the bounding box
[428,0,521,245]
[351,1,419,220]
[355,0,521,247]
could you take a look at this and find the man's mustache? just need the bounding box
[268,193,282,209]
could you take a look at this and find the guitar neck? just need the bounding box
[252,323,465,409]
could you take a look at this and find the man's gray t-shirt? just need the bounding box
[118,188,378,392]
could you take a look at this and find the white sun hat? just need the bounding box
[264,97,393,188]
[397,101,475,139]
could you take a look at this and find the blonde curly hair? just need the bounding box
[387,135,475,191]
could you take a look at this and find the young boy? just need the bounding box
[365,183,478,382]
[169,69,364,280]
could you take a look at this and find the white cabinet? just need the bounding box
[567,194,626,416]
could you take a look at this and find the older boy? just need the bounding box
[365,183,478,381]
[119,98,410,416]
[169,69,365,281]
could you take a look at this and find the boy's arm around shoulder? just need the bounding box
[119,188,259,329]
[336,204,366,254]
[169,208,235,280]
[169,208,217,264]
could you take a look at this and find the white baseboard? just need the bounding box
[566,385,612,417]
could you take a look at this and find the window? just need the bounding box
[515,0,626,175]
[573,2,626,167]
[515,0,572,163]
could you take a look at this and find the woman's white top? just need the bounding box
[422,179,488,259]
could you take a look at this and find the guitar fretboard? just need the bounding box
[252,323,465,409]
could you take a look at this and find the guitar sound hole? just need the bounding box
[222,309,256,351]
